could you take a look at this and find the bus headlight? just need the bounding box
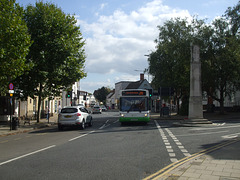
[120,113,124,117]
[145,113,148,117]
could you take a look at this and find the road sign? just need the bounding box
[9,90,14,94]
[9,83,14,90]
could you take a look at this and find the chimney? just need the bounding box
[140,73,144,81]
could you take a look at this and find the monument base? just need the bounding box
[172,118,212,127]
[183,118,212,124]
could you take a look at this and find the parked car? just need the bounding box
[92,105,102,114]
[76,103,85,107]
[58,106,92,130]
[100,105,107,111]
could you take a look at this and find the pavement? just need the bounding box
[148,111,240,180]
[0,114,58,137]
[1,111,240,180]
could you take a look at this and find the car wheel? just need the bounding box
[80,120,85,130]
[88,118,93,127]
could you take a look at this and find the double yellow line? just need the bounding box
[144,137,240,180]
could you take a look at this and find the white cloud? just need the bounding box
[77,0,191,92]
[100,3,107,10]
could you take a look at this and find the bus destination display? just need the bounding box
[122,90,146,96]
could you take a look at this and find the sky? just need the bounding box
[16,0,239,93]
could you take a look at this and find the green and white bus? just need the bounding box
[119,89,150,124]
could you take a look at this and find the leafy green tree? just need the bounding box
[149,2,240,115]
[93,86,111,104]
[0,0,31,95]
[148,18,195,114]
[201,2,240,114]
[15,2,86,122]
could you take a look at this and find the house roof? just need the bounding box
[106,90,115,99]
[125,79,153,90]
[126,80,143,89]
[115,81,133,85]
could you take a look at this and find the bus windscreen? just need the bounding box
[120,97,148,112]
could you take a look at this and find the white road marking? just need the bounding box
[113,120,119,123]
[167,149,174,152]
[170,158,178,162]
[213,123,226,126]
[99,119,112,129]
[222,132,240,139]
[191,124,240,131]
[99,124,105,129]
[68,131,95,142]
[181,149,188,153]
[99,124,110,130]
[0,145,56,166]
[165,128,191,157]
[155,120,178,161]
[176,130,229,137]
[184,153,191,156]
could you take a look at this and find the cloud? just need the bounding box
[77,0,191,92]
[100,3,107,10]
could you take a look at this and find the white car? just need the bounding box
[100,105,107,111]
[58,106,92,130]
[92,105,102,114]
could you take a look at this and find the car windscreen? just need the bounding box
[61,108,78,113]
[120,97,148,111]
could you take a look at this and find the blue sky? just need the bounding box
[16,0,238,93]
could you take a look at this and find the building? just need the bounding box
[106,90,115,109]
[0,80,95,123]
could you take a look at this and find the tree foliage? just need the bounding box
[0,0,31,95]
[93,86,111,104]
[148,2,240,114]
[14,2,86,122]
[148,18,196,114]
[201,1,240,113]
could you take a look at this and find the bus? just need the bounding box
[119,89,150,124]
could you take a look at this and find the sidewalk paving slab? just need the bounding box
[155,154,240,180]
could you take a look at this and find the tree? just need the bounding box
[15,2,86,122]
[148,18,194,114]
[149,2,240,115]
[0,0,31,95]
[93,87,111,104]
[201,2,240,114]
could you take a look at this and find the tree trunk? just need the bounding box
[219,99,225,114]
[36,83,43,123]
[177,97,180,114]
[219,89,225,114]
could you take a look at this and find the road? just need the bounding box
[0,111,240,179]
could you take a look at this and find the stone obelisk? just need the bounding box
[188,44,211,123]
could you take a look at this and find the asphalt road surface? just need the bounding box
[0,111,239,179]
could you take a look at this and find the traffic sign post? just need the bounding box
[9,83,14,130]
